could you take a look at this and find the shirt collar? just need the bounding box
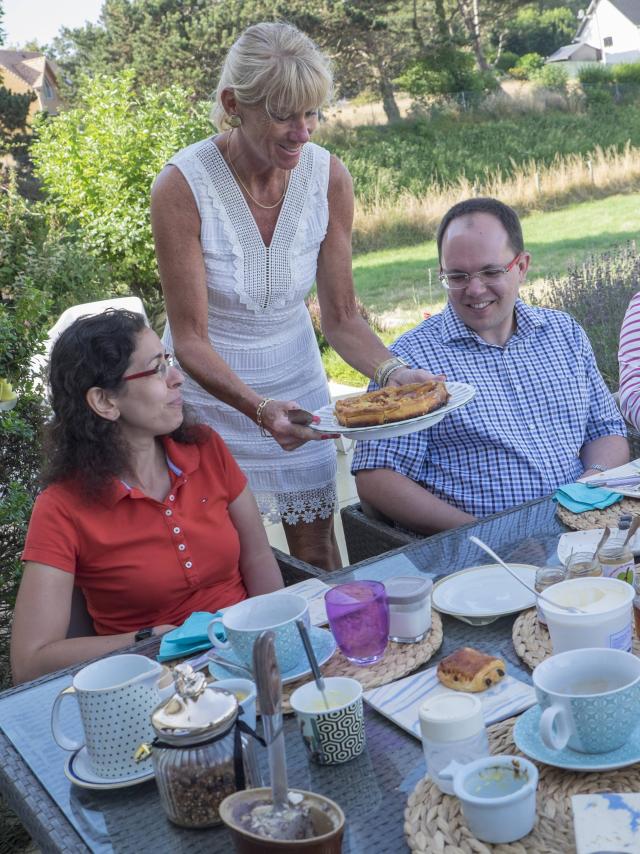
[440,299,546,347]
[105,436,201,507]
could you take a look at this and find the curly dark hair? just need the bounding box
[42,309,202,498]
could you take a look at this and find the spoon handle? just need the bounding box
[469,536,584,615]
[253,631,288,811]
[296,619,325,692]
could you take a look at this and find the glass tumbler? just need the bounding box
[325,580,390,665]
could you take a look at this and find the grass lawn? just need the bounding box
[353,192,640,324]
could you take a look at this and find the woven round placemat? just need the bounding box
[405,715,640,853]
[513,607,640,670]
[279,609,443,713]
[556,497,640,531]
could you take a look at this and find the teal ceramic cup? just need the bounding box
[533,647,640,753]
[289,676,365,765]
[207,592,309,672]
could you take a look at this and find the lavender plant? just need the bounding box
[532,242,640,391]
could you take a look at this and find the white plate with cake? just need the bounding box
[311,381,476,440]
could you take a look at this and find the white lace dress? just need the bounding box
[162,138,337,524]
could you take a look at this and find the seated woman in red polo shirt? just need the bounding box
[11,309,284,683]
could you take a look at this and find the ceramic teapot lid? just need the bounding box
[151,663,238,745]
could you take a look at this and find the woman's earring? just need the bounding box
[228,114,242,128]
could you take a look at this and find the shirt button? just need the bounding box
[178,544,186,551]
[169,494,175,502]
[165,509,172,517]
[173,526,180,534]
[185,561,193,569]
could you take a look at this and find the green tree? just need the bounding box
[503,6,576,58]
[31,70,210,309]
[0,0,35,172]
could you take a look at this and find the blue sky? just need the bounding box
[4,0,103,47]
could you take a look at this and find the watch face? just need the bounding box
[135,628,153,641]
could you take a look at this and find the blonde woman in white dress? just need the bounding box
[151,22,432,569]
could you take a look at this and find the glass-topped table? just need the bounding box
[0,496,567,853]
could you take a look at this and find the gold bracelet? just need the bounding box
[256,397,273,438]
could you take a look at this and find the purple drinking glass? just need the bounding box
[325,581,390,665]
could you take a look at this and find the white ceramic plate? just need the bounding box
[432,563,538,625]
[65,746,155,790]
[557,527,640,563]
[310,381,476,440]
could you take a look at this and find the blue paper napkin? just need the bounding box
[157,611,225,662]
[553,482,622,514]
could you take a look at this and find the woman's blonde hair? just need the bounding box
[211,22,333,130]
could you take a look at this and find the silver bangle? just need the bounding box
[374,356,408,388]
[585,463,606,473]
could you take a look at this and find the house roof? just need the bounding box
[548,42,600,61]
[577,0,640,38]
[0,50,58,90]
[610,0,640,26]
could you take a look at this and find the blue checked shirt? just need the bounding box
[351,301,626,518]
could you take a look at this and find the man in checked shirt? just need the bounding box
[352,197,629,534]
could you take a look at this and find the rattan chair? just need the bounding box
[340,501,424,564]
[65,546,325,638]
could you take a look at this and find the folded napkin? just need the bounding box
[364,665,536,739]
[553,482,622,514]
[157,611,225,662]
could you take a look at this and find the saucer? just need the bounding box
[209,626,337,685]
[65,746,155,790]
[513,705,640,772]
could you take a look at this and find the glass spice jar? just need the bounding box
[598,532,635,586]
[565,551,602,580]
[147,664,258,829]
[535,565,566,625]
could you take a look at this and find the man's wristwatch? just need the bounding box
[134,627,154,642]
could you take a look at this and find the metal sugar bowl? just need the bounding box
[143,664,259,828]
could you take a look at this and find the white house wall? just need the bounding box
[581,0,640,64]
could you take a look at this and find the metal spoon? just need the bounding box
[593,525,611,559]
[623,515,640,548]
[182,649,253,678]
[469,536,586,615]
[296,619,329,710]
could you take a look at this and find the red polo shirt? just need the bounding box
[22,429,248,634]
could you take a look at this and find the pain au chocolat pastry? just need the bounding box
[436,647,506,693]
[334,381,449,428]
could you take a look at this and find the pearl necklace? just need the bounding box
[226,131,289,210]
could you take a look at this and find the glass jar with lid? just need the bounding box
[535,565,566,625]
[384,576,433,643]
[598,532,635,586]
[144,664,259,828]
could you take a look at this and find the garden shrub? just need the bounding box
[396,47,498,101]
[531,243,640,391]
[534,64,569,94]
[613,62,640,85]
[509,53,546,81]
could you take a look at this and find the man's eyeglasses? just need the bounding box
[122,353,176,382]
[439,252,522,290]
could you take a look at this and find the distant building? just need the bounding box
[547,0,640,74]
[0,50,61,117]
